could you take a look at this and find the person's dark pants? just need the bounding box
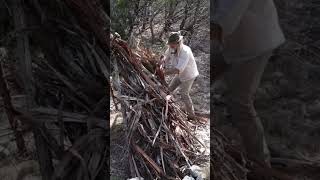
[224,51,272,166]
[168,76,196,116]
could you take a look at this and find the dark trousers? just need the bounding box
[224,50,272,166]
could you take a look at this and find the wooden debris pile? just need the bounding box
[111,37,209,179]
[26,1,110,117]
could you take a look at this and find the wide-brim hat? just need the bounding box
[167,32,183,44]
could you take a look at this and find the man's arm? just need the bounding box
[164,48,190,76]
[212,0,252,36]
[162,48,170,65]
[174,49,189,73]
[162,48,179,75]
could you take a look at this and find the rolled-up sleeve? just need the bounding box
[175,50,189,72]
[212,0,252,36]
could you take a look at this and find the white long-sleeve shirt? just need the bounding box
[164,44,199,82]
[212,0,285,63]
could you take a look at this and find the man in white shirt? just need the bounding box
[163,32,199,118]
[212,0,285,168]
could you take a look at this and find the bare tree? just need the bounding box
[131,0,208,44]
[158,0,180,40]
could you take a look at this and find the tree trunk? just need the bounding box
[180,1,190,30]
[159,0,178,40]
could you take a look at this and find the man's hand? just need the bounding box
[164,68,179,75]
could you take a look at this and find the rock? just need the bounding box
[183,176,195,180]
[199,165,210,180]
[183,165,205,180]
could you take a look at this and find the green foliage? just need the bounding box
[116,0,127,9]
[110,0,132,39]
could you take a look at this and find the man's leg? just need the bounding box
[168,75,181,92]
[225,51,272,166]
[180,78,196,116]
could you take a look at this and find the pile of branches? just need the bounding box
[27,0,110,117]
[111,37,209,179]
